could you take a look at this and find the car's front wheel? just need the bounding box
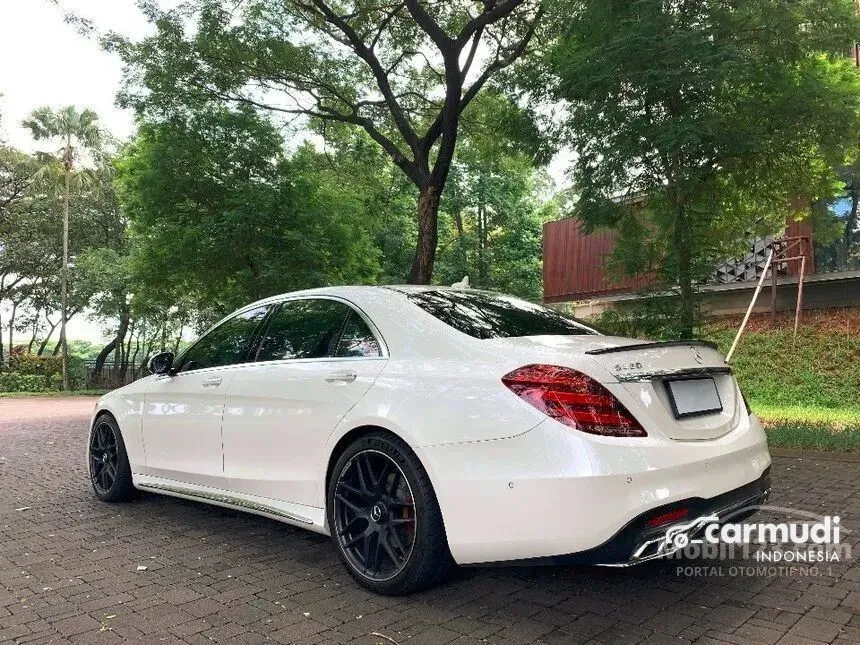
[89,414,135,502]
[327,432,454,595]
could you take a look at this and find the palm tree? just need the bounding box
[22,106,100,391]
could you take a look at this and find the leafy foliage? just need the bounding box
[116,106,381,317]
[0,373,61,393]
[584,296,705,341]
[435,144,553,300]
[105,0,546,282]
[7,353,63,377]
[543,0,860,336]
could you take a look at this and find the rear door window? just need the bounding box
[255,299,352,362]
[335,311,382,357]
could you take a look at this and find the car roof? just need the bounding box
[381,285,502,296]
[240,284,505,310]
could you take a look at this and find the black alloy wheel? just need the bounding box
[88,414,135,502]
[90,421,119,494]
[328,433,454,595]
[333,449,417,581]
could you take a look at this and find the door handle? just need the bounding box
[201,376,223,388]
[325,371,357,383]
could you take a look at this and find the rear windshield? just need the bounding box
[408,290,599,339]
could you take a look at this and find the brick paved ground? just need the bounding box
[0,397,858,644]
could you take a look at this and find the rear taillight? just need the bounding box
[502,364,647,437]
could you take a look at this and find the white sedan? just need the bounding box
[88,286,772,594]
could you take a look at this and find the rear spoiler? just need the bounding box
[584,340,719,356]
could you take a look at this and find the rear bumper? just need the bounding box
[422,413,772,565]
[482,466,771,567]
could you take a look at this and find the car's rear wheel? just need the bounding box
[327,432,453,595]
[89,414,135,502]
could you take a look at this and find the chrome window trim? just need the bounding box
[165,294,389,381]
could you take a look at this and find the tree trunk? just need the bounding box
[8,301,17,359]
[0,277,5,364]
[140,337,155,373]
[113,316,129,381]
[97,310,129,375]
[173,323,184,355]
[52,307,81,357]
[674,200,695,339]
[451,198,468,280]
[61,152,71,390]
[407,184,441,284]
[120,319,135,381]
[38,313,58,356]
[0,274,25,363]
[27,318,38,353]
[94,338,117,375]
[843,187,859,268]
[129,332,141,378]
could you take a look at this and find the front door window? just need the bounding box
[177,306,269,372]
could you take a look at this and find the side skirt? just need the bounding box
[133,474,329,535]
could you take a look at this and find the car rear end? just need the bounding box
[402,289,771,566]
[497,338,771,564]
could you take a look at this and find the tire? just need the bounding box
[327,432,454,595]
[88,414,135,502]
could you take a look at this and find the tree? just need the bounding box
[542,0,860,337]
[22,106,101,389]
[435,92,555,299]
[0,147,36,228]
[115,106,381,318]
[288,130,419,283]
[106,0,545,283]
[0,153,56,363]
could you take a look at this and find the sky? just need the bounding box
[0,0,149,152]
[0,0,150,341]
[0,0,573,343]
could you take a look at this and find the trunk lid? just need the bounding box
[583,338,728,381]
[483,335,740,441]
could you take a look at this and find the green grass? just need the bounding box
[0,389,109,398]
[763,422,860,453]
[751,402,860,428]
[706,327,860,411]
[751,402,860,453]
[702,325,860,453]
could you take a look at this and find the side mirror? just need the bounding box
[148,351,175,375]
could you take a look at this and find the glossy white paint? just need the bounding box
[141,369,236,488]
[93,285,771,565]
[222,356,386,506]
[422,412,770,564]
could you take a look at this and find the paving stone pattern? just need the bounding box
[0,397,858,644]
